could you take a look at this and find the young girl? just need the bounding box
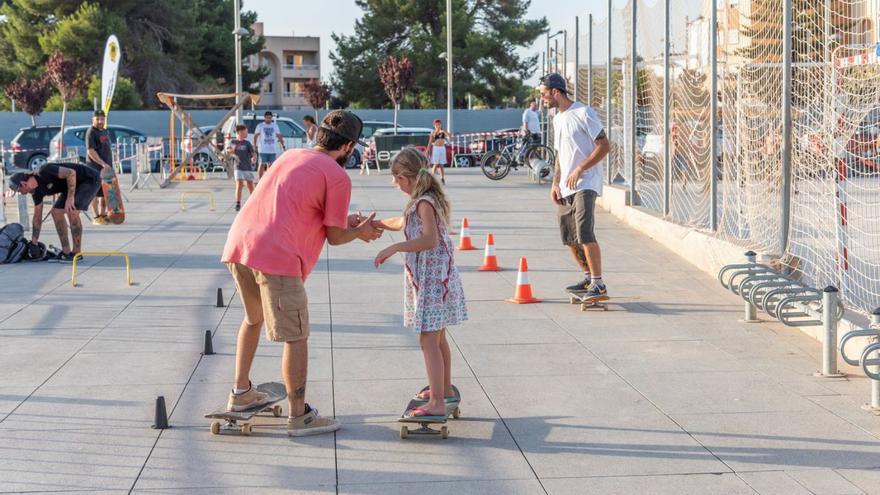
[426,119,451,185]
[227,124,256,211]
[373,147,467,418]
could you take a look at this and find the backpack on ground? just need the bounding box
[0,223,25,264]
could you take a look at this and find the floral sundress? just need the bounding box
[403,195,468,332]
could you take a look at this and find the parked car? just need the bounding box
[467,128,520,157]
[48,125,149,173]
[346,120,397,169]
[9,125,61,171]
[363,127,435,168]
[181,126,227,172]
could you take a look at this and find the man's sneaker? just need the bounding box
[288,404,341,437]
[566,278,591,292]
[234,203,241,212]
[92,215,109,225]
[227,384,271,412]
[582,283,609,300]
[57,252,76,263]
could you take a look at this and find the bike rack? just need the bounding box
[840,309,880,413]
[718,251,845,377]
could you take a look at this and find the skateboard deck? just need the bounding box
[100,169,125,224]
[413,384,461,420]
[568,290,610,311]
[399,396,449,439]
[205,381,286,435]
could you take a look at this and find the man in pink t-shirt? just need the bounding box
[221,110,381,436]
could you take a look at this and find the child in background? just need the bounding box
[228,124,256,211]
[373,147,467,418]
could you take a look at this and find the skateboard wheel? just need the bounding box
[452,407,460,419]
[400,426,409,439]
[210,421,220,435]
[272,405,283,417]
[440,426,449,439]
[569,296,577,304]
[241,423,252,435]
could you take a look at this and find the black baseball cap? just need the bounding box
[93,109,105,117]
[264,111,274,117]
[319,110,365,146]
[540,73,572,94]
[7,172,27,191]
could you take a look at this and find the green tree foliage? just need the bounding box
[0,0,266,107]
[46,75,143,111]
[331,0,547,108]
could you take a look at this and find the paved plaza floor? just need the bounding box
[1,168,879,494]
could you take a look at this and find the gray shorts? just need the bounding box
[558,190,597,245]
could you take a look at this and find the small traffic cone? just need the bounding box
[457,218,477,251]
[478,234,501,271]
[507,257,541,304]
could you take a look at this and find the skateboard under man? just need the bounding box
[100,168,125,224]
[399,385,461,439]
[568,290,610,311]
[205,382,286,435]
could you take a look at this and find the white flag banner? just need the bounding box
[101,35,121,115]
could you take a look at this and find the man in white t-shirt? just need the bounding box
[254,111,286,178]
[521,100,541,145]
[539,73,610,300]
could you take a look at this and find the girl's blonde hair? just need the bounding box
[391,147,452,224]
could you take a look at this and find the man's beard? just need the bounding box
[336,148,353,166]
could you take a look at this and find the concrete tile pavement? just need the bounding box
[1,170,879,493]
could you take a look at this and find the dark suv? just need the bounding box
[9,125,61,170]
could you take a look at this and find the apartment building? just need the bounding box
[246,22,320,110]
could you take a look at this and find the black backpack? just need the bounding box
[0,223,26,264]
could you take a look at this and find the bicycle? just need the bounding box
[480,131,555,181]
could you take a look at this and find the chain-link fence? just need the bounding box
[548,0,880,317]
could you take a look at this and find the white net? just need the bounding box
[633,0,666,213]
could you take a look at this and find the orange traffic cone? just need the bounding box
[507,257,541,304]
[478,233,501,271]
[457,218,477,251]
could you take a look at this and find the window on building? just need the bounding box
[294,54,304,66]
[264,82,273,94]
[286,55,294,65]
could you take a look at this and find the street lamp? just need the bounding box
[546,29,563,75]
[233,0,247,124]
[445,0,453,133]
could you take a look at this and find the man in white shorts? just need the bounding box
[540,73,610,300]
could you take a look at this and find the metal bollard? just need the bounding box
[817,286,845,378]
[17,194,29,231]
[866,309,880,413]
[742,251,760,323]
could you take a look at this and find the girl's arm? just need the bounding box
[375,202,439,266]
[373,216,404,231]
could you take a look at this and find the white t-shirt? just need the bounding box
[552,101,605,198]
[522,108,541,134]
[255,122,282,154]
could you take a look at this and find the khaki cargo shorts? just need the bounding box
[227,263,310,342]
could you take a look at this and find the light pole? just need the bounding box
[233,0,246,124]
[446,0,453,133]
[546,29,563,75]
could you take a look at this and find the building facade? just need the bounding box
[246,22,320,110]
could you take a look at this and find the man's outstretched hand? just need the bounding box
[355,212,382,242]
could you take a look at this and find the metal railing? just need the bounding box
[840,310,880,413]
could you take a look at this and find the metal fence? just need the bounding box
[553,0,880,317]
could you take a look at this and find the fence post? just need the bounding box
[17,194,29,231]
[780,0,793,253]
[663,0,671,217]
[710,0,719,231]
[629,0,638,205]
[818,286,845,378]
[606,0,613,184]
[742,251,760,323]
[574,17,579,99]
[588,14,593,106]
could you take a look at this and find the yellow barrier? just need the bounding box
[71,251,132,287]
[179,190,215,211]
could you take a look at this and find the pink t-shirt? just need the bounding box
[222,149,351,280]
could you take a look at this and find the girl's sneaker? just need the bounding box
[287,404,341,437]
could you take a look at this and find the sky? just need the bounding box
[245,0,628,86]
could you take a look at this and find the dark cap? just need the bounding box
[264,111,274,117]
[93,109,105,117]
[7,172,28,191]
[319,110,365,146]
[540,73,572,94]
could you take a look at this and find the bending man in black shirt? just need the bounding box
[7,163,102,261]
